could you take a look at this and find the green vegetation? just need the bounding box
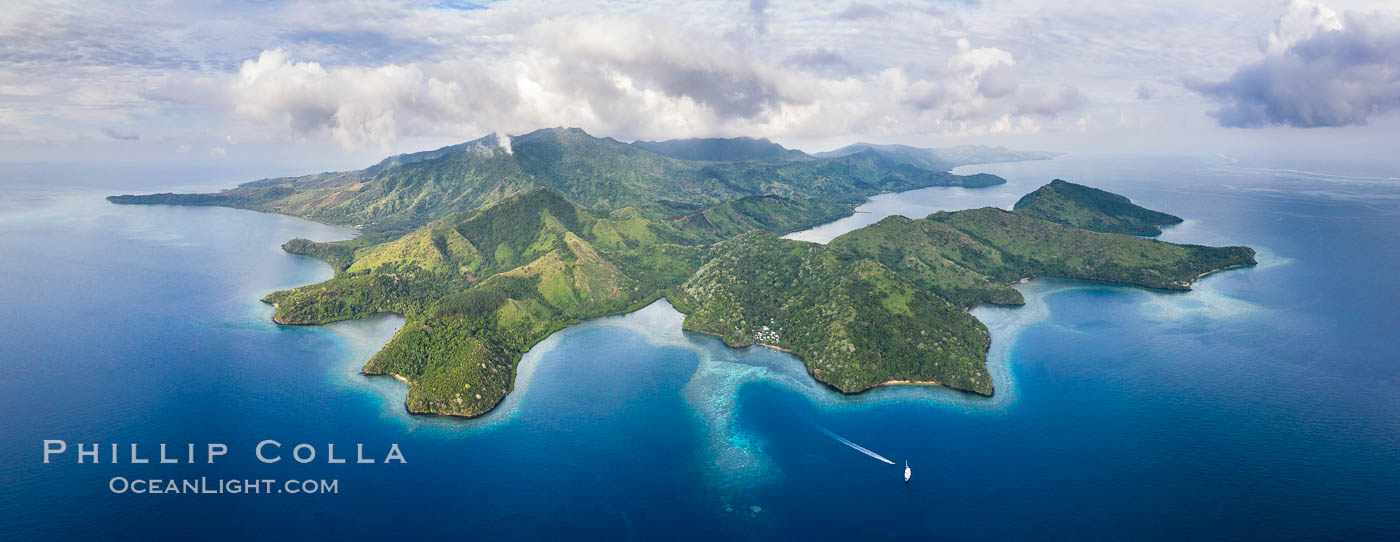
[828,216,1026,308]
[109,130,1255,417]
[108,128,1003,242]
[672,232,995,395]
[826,204,1253,309]
[265,189,703,416]
[814,142,1059,171]
[1013,179,1184,235]
[620,195,854,240]
[926,207,1253,290]
[280,238,363,273]
[671,205,1255,396]
[630,137,811,162]
[258,184,1249,416]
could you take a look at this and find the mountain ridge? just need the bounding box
[815,142,1060,171]
[631,136,811,162]
[110,127,1007,242]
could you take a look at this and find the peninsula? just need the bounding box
[110,129,1255,416]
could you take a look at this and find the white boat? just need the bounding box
[904,460,911,483]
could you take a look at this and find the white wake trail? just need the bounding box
[806,419,895,465]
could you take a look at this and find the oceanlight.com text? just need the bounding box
[108,477,339,495]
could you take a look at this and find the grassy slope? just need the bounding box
[1012,179,1184,235]
[265,189,704,416]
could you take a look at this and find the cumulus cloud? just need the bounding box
[1189,1,1400,128]
[528,16,798,121]
[1263,0,1343,55]
[216,11,1071,152]
[899,39,1016,115]
[990,113,1040,135]
[12,0,1226,156]
[222,16,818,151]
[228,49,516,151]
[977,63,1019,98]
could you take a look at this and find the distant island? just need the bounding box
[814,142,1059,173]
[110,129,1254,417]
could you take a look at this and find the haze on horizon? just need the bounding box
[2,0,1398,172]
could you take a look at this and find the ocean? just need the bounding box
[1,154,1397,539]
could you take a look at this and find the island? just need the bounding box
[1012,178,1184,235]
[110,129,1255,417]
[108,128,1006,243]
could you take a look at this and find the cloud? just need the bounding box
[1262,0,1343,55]
[228,49,515,151]
[528,16,796,121]
[749,0,769,34]
[977,63,1018,98]
[786,48,862,77]
[990,113,1041,135]
[1016,85,1086,116]
[1136,83,1155,100]
[222,16,814,151]
[1075,113,1093,131]
[1188,2,1400,128]
[837,3,887,21]
[899,39,1017,116]
[218,9,1075,152]
[102,127,140,141]
[26,0,1356,157]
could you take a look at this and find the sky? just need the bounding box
[1,0,1398,170]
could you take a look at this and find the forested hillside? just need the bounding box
[110,128,1003,241]
[1012,179,1184,235]
[110,133,1253,418]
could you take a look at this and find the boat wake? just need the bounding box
[805,418,895,465]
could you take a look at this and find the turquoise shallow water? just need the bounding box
[1,155,1398,539]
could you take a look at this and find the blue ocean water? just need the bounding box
[1,155,1397,539]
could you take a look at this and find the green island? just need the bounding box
[109,129,1255,417]
[1012,178,1184,235]
[108,128,1004,243]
